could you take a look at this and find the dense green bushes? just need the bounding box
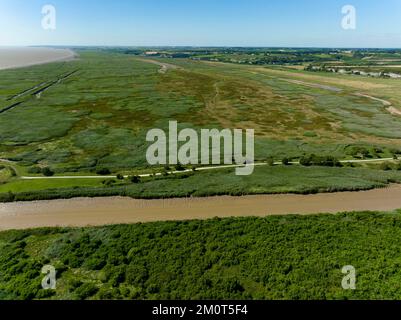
[41,167,54,177]
[299,154,342,167]
[3,212,401,299]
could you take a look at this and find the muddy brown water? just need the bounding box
[1,185,401,230]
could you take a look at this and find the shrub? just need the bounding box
[41,167,54,177]
[299,156,311,166]
[102,180,116,187]
[267,158,275,166]
[9,167,17,177]
[96,168,111,175]
[36,289,56,299]
[108,265,126,287]
[85,256,107,270]
[130,175,141,184]
[28,167,42,174]
[380,162,392,171]
[74,282,99,300]
[3,191,15,202]
[299,155,341,167]
[175,163,185,171]
[347,146,371,159]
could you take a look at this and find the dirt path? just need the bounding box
[133,58,180,74]
[352,93,401,115]
[246,65,401,116]
[15,158,394,180]
[275,73,401,116]
[2,184,401,230]
[353,93,392,106]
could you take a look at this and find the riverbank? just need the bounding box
[2,184,401,230]
[3,164,401,202]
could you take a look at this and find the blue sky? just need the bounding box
[1,0,401,47]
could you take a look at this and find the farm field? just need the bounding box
[2,49,401,199]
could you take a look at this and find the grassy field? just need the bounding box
[1,50,401,172]
[2,165,401,202]
[2,49,401,198]
[2,211,401,300]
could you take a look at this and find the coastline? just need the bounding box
[0,47,77,71]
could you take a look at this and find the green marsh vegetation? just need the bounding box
[2,165,401,202]
[2,49,401,198]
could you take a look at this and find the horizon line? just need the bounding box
[2,45,401,50]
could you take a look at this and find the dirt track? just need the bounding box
[133,58,180,73]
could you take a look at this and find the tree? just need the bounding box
[41,167,54,177]
[96,168,111,175]
[6,191,15,202]
[299,154,341,167]
[116,174,124,180]
[130,175,141,184]
[282,157,290,166]
[299,156,311,166]
[74,282,99,300]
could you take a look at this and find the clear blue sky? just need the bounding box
[1,0,401,47]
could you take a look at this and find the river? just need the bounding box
[1,184,401,230]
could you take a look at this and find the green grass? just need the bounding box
[3,211,401,300]
[0,178,106,193]
[2,50,401,174]
[2,165,401,202]
[2,50,401,197]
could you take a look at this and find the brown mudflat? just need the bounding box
[0,48,76,70]
[1,185,401,230]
